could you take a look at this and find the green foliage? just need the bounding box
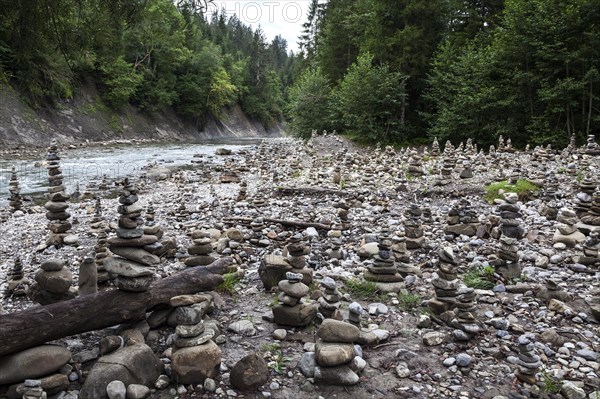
[345,278,379,299]
[484,179,539,203]
[99,56,143,108]
[463,265,496,289]
[286,68,332,138]
[333,53,409,143]
[541,370,561,394]
[397,293,422,311]
[217,272,239,295]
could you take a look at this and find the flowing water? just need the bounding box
[0,138,265,204]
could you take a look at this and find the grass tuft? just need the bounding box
[463,265,495,289]
[484,179,539,203]
[345,278,379,299]
[217,272,239,295]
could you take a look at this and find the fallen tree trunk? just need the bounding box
[224,216,331,231]
[0,258,232,357]
[275,186,352,197]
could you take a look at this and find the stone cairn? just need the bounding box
[272,272,317,327]
[584,134,600,155]
[170,294,221,385]
[17,380,46,399]
[494,193,524,279]
[580,227,600,267]
[404,204,425,249]
[308,319,363,385]
[509,335,541,384]
[324,225,344,260]
[407,150,424,177]
[540,174,560,221]
[29,258,75,305]
[444,199,480,237]
[6,257,29,297]
[104,178,160,292]
[185,230,216,267]
[574,176,596,217]
[250,217,269,247]
[8,165,23,213]
[143,201,165,256]
[451,286,480,341]
[428,247,460,315]
[363,227,404,286]
[459,158,473,179]
[553,207,586,247]
[580,187,600,227]
[236,181,248,202]
[95,229,111,283]
[285,233,313,284]
[45,139,72,247]
[318,277,342,320]
[431,137,441,157]
[347,302,363,327]
[90,197,107,232]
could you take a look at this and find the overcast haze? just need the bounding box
[207,1,311,52]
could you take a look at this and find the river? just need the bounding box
[0,139,265,205]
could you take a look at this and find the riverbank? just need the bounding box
[0,136,599,399]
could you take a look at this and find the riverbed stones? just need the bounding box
[0,345,72,385]
[8,165,23,213]
[229,353,268,391]
[444,199,480,237]
[44,140,72,247]
[272,272,317,326]
[105,178,158,292]
[554,207,586,247]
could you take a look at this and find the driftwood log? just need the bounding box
[275,186,352,198]
[224,216,331,231]
[0,257,232,357]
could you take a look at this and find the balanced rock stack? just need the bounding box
[174,197,189,222]
[459,159,473,179]
[272,272,318,327]
[236,181,248,202]
[90,197,107,232]
[78,251,98,296]
[580,188,600,227]
[431,137,440,157]
[494,194,524,278]
[407,150,424,177]
[573,176,596,217]
[392,230,419,278]
[105,178,159,292]
[325,226,343,260]
[404,205,425,249]
[444,199,480,237]
[250,217,269,246]
[580,228,600,267]
[311,319,364,385]
[285,233,313,284]
[185,230,216,267]
[509,335,541,384]
[8,165,23,213]
[428,247,460,315]
[29,258,76,305]
[17,380,46,399]
[45,139,72,247]
[540,175,560,220]
[171,295,221,384]
[6,257,29,296]
[451,287,480,341]
[363,227,404,287]
[143,202,165,255]
[94,229,112,283]
[553,207,586,247]
[318,277,342,320]
[584,134,600,155]
[347,302,363,327]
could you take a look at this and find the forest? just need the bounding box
[1,0,599,147]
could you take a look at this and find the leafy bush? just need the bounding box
[99,56,143,108]
[484,179,539,203]
[286,67,332,139]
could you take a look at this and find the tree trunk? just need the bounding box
[0,258,232,357]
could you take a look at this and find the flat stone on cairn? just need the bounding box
[44,139,72,247]
[105,178,159,292]
[184,230,216,267]
[8,165,23,213]
[508,335,541,385]
[28,258,76,305]
[428,247,460,315]
[553,207,586,247]
[305,319,363,385]
[6,257,29,297]
[272,272,318,327]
